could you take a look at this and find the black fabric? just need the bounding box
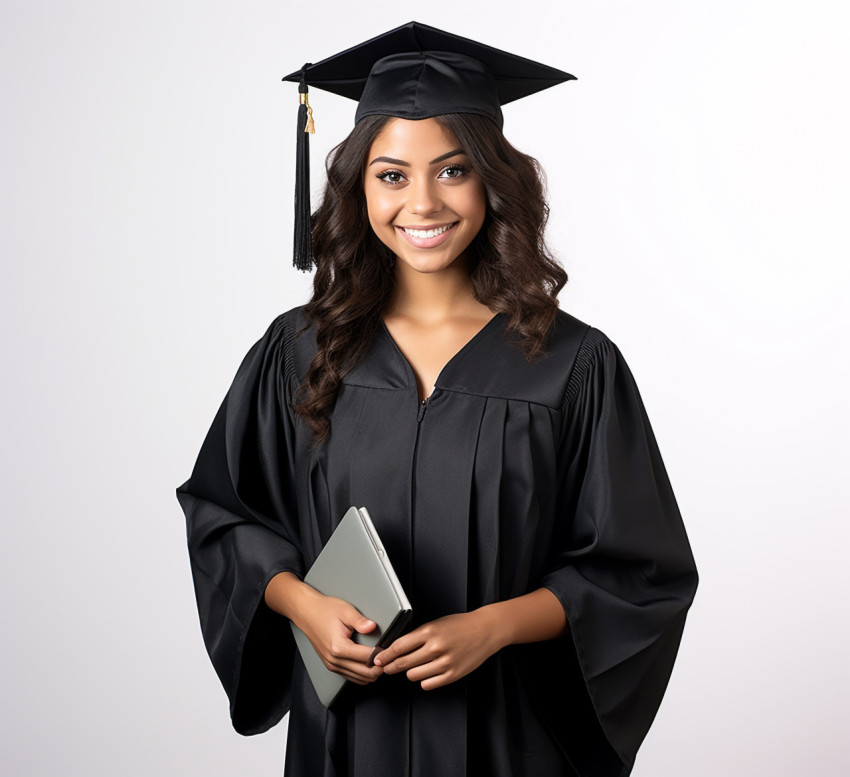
[355,51,504,128]
[176,306,698,777]
[281,21,575,126]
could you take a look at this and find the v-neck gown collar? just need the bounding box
[343,309,590,408]
[375,312,504,400]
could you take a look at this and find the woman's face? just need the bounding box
[363,117,486,276]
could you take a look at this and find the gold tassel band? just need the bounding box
[299,93,316,134]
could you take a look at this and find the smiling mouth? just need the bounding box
[398,223,457,239]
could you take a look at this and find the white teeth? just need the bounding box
[402,224,453,239]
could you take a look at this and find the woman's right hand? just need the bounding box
[265,571,383,685]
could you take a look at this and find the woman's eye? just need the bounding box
[377,170,405,184]
[439,165,467,179]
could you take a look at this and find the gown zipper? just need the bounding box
[410,393,429,772]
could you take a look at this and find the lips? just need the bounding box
[401,224,453,239]
[395,222,458,248]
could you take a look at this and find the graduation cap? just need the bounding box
[282,21,576,271]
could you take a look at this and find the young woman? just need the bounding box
[177,22,698,777]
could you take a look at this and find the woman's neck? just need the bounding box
[386,254,488,323]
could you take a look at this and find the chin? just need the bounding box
[396,251,464,274]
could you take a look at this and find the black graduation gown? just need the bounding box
[176,305,698,777]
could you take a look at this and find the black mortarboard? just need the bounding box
[282,21,575,271]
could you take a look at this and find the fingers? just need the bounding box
[324,656,383,684]
[321,634,382,682]
[370,614,489,691]
[325,599,379,663]
[321,619,383,683]
[385,652,453,689]
[404,659,449,684]
[297,594,385,684]
[344,613,377,636]
[373,630,426,667]
[354,618,377,635]
[335,600,377,636]
[325,631,380,666]
[419,673,452,691]
[379,644,435,676]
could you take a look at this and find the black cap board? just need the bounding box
[282,21,575,271]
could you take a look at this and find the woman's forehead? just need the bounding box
[368,118,463,159]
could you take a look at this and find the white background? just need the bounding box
[2,1,848,775]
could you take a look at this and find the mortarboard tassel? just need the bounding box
[293,64,315,271]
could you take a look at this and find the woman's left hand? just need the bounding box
[373,611,503,691]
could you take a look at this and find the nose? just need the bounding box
[406,175,441,216]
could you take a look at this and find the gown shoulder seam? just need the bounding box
[560,327,609,413]
[281,311,297,382]
[269,307,307,384]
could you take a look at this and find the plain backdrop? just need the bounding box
[2,1,848,775]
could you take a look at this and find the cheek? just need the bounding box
[464,182,487,228]
[364,185,396,230]
[451,178,485,213]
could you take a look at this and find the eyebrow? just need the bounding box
[368,149,466,167]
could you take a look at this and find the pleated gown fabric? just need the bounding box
[176,305,698,777]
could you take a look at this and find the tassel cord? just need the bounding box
[293,64,314,271]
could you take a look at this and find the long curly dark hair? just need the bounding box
[293,113,568,444]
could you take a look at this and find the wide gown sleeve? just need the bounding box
[176,313,305,735]
[540,328,698,772]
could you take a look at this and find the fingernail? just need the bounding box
[374,657,382,666]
